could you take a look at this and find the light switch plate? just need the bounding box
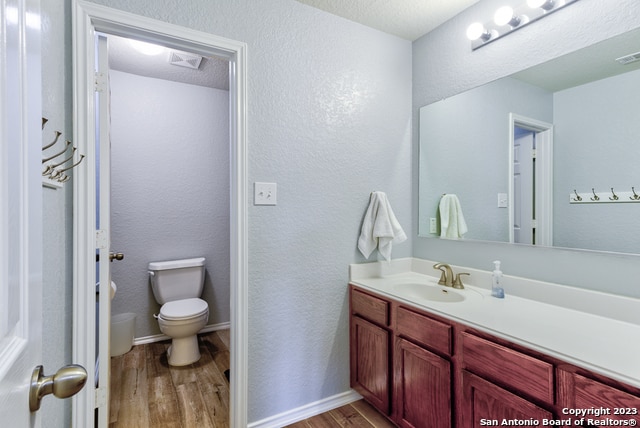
[497,193,508,208]
[254,182,277,205]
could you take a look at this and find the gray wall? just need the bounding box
[44,0,412,424]
[109,70,231,338]
[413,0,640,298]
[419,77,552,241]
[553,68,640,252]
[41,0,73,426]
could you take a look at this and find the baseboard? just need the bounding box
[132,321,230,346]
[247,390,363,428]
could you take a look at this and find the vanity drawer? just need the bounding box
[396,306,452,356]
[351,287,390,327]
[461,332,554,404]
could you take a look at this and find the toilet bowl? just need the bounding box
[148,257,209,366]
[156,298,209,366]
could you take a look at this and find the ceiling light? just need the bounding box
[494,6,521,27]
[466,23,491,41]
[527,0,555,10]
[129,39,164,56]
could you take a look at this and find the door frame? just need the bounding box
[508,113,553,246]
[71,1,248,427]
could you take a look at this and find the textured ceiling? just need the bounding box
[295,0,480,41]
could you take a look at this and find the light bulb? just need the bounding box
[527,0,555,10]
[494,6,520,27]
[466,23,489,41]
[129,39,164,56]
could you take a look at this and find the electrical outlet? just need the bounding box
[254,182,277,205]
[429,217,437,234]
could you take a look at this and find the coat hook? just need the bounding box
[42,140,71,163]
[572,190,582,202]
[631,187,640,201]
[42,147,77,176]
[49,154,85,179]
[42,117,48,129]
[590,188,599,201]
[42,131,62,151]
[609,188,618,201]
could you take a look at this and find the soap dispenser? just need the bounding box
[491,260,504,298]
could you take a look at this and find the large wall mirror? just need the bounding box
[419,27,640,254]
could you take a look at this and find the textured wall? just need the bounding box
[79,0,413,423]
[108,70,230,338]
[413,0,640,297]
[40,0,74,426]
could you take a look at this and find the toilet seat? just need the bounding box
[160,298,208,321]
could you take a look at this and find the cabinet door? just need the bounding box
[351,316,391,414]
[394,338,451,428]
[460,371,553,428]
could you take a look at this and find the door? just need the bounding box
[95,34,113,428]
[0,0,43,423]
[513,129,535,244]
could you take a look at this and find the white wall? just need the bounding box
[413,0,640,298]
[45,0,413,424]
[108,70,230,338]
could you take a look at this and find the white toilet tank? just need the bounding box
[148,257,206,304]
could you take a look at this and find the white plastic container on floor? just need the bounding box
[111,313,136,356]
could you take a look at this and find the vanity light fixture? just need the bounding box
[468,0,579,50]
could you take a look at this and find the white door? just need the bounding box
[513,130,535,244]
[95,34,113,428]
[0,0,43,424]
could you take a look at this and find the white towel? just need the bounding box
[358,191,407,261]
[439,194,468,239]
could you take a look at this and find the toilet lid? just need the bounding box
[160,298,208,320]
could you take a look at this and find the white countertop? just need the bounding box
[349,258,640,389]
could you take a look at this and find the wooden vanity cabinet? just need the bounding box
[394,306,453,428]
[349,285,640,428]
[350,287,392,415]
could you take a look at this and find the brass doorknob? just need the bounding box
[109,252,124,262]
[29,364,87,412]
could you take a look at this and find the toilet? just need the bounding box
[148,257,209,366]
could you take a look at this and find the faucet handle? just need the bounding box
[453,272,469,289]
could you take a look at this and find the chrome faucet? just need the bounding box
[433,263,469,289]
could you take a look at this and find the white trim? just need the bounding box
[71,2,248,427]
[133,322,231,346]
[508,113,553,246]
[247,390,363,428]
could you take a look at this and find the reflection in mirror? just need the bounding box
[419,27,640,255]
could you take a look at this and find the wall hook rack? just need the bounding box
[41,117,85,188]
[570,187,640,204]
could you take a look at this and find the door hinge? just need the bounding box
[531,219,538,228]
[96,230,109,250]
[94,72,108,93]
[532,149,537,159]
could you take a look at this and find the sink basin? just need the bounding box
[395,283,465,303]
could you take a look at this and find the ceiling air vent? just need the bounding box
[168,51,204,70]
[615,51,640,65]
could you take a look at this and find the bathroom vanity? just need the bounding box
[349,259,640,427]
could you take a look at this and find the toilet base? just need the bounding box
[166,335,201,366]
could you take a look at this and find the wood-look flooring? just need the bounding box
[109,330,230,428]
[110,329,394,427]
[284,400,397,428]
